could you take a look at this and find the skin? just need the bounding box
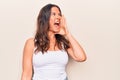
[21,7,87,80]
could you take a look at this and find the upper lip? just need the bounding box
[54,20,60,26]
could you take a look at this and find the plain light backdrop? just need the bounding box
[0,0,120,80]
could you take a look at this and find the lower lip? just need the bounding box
[55,25,60,28]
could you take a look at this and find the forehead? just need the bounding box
[51,7,60,13]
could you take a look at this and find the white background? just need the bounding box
[0,0,120,80]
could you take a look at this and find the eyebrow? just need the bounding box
[51,11,60,13]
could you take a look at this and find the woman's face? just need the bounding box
[49,7,61,33]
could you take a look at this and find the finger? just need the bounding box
[60,15,63,27]
[61,15,66,28]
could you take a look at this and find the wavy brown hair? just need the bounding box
[34,4,70,53]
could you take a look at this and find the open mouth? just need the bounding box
[54,21,60,27]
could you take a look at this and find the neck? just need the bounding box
[48,31,56,40]
[48,31,57,50]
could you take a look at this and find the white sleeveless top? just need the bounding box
[32,50,68,80]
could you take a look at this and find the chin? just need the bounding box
[53,30,59,33]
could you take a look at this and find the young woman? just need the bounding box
[21,3,87,80]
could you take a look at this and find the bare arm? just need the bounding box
[66,33,87,62]
[21,38,34,80]
[59,15,87,62]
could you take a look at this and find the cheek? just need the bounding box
[49,21,53,30]
[49,18,54,27]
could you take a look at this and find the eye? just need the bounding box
[58,13,61,16]
[51,12,56,16]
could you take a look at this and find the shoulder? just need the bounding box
[26,37,34,44]
[24,37,35,50]
[26,38,34,46]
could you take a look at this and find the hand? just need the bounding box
[58,15,69,36]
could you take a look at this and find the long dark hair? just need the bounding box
[34,4,70,53]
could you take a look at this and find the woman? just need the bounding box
[21,3,86,80]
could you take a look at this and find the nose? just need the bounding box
[56,14,61,19]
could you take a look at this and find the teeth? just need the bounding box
[55,20,60,23]
[54,23,59,25]
[54,20,60,26]
[55,21,59,23]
